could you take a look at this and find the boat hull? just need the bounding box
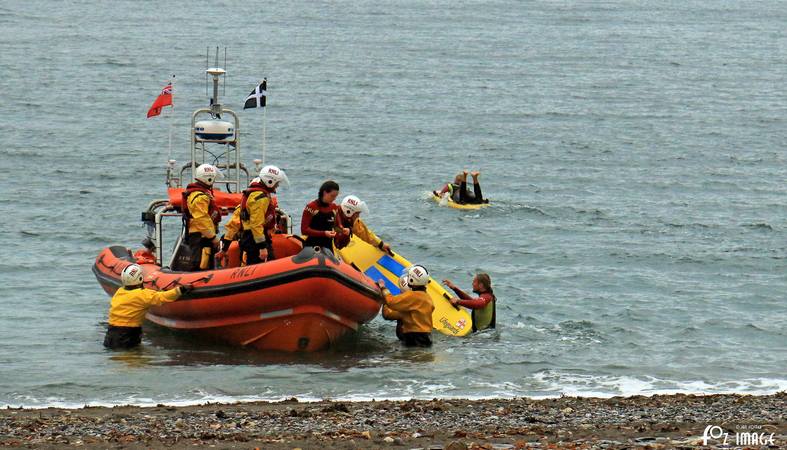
[93,245,382,352]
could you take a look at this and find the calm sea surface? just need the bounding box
[1,0,786,407]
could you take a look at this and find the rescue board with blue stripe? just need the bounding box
[337,236,472,337]
[365,266,401,295]
[377,254,406,277]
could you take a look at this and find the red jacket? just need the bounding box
[301,200,343,237]
[450,286,494,309]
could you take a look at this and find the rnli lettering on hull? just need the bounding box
[229,266,257,280]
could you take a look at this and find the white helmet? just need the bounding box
[121,264,144,287]
[195,164,219,186]
[340,195,370,218]
[250,177,261,186]
[397,274,411,291]
[259,165,289,189]
[405,264,429,287]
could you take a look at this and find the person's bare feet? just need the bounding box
[471,171,480,179]
[462,170,469,182]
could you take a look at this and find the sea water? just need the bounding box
[0,0,785,407]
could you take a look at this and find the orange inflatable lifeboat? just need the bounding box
[93,65,385,352]
[93,242,383,352]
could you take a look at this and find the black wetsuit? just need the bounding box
[451,181,487,204]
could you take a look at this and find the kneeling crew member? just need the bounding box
[240,165,289,265]
[334,195,392,254]
[377,265,434,347]
[104,264,191,349]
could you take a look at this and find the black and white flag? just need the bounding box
[243,79,267,109]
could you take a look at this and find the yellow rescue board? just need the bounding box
[337,236,473,337]
[432,193,490,210]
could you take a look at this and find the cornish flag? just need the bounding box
[243,79,267,109]
[146,83,173,118]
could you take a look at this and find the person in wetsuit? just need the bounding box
[239,165,289,265]
[377,265,434,347]
[301,180,347,250]
[443,272,496,332]
[434,170,488,205]
[104,264,192,349]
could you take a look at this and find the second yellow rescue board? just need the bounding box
[432,193,490,210]
[337,236,473,337]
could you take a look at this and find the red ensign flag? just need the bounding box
[146,83,173,118]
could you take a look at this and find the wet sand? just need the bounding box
[1,393,784,449]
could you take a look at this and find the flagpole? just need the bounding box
[168,75,175,164]
[261,78,267,165]
[262,100,267,165]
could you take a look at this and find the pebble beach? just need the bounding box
[2,393,784,449]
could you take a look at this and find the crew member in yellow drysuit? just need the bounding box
[174,164,221,271]
[239,165,289,265]
[377,265,434,347]
[104,264,192,349]
[334,194,392,254]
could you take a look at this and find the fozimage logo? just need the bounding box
[702,425,775,446]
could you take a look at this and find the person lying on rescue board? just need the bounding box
[442,273,496,332]
[333,195,392,254]
[434,170,488,205]
[301,180,347,251]
[237,165,289,265]
[377,265,435,348]
[104,264,192,350]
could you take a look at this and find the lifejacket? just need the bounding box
[181,182,221,230]
[449,183,462,203]
[308,201,337,232]
[333,212,354,249]
[133,249,156,265]
[471,291,497,332]
[239,183,276,234]
[303,200,339,248]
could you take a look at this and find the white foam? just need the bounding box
[530,371,787,398]
[4,374,786,410]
